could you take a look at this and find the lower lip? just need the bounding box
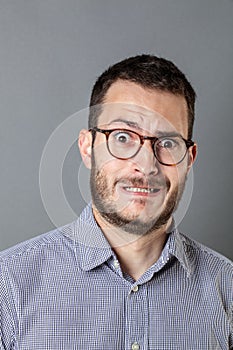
[120,186,162,197]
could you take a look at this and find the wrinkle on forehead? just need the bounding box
[98,102,179,135]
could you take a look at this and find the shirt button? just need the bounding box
[132,342,140,350]
[132,285,139,292]
[113,260,120,269]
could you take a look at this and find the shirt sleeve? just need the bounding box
[0,263,16,350]
[228,295,233,349]
[230,309,233,349]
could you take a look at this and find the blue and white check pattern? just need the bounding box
[0,203,233,349]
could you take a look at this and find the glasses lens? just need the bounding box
[108,130,141,159]
[155,136,187,165]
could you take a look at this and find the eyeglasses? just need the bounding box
[90,127,194,166]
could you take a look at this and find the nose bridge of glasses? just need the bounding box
[140,135,157,155]
[134,135,158,167]
[130,137,160,176]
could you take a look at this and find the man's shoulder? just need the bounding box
[0,225,73,264]
[180,232,233,275]
[0,205,93,264]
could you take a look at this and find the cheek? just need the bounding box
[92,143,128,176]
[163,165,188,190]
[92,143,112,169]
[93,154,126,181]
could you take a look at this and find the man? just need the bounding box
[0,55,232,349]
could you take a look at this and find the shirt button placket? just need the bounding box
[125,283,147,350]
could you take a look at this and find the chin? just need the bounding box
[117,203,164,224]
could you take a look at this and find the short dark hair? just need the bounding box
[89,54,196,139]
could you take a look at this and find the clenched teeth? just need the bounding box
[124,187,159,193]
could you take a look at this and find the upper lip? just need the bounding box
[118,179,164,190]
[124,185,160,190]
[118,182,165,194]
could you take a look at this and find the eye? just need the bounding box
[113,131,133,144]
[157,138,178,149]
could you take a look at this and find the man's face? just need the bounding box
[80,80,196,236]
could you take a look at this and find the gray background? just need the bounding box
[1,0,233,259]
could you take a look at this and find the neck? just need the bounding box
[92,205,172,281]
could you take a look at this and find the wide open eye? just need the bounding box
[112,130,135,144]
[157,138,178,149]
[108,129,140,159]
[155,136,187,165]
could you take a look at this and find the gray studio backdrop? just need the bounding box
[1,1,233,259]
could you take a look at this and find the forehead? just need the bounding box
[98,80,188,137]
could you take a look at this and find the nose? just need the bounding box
[132,140,159,176]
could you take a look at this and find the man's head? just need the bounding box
[79,55,197,238]
[89,54,196,139]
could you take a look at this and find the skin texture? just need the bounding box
[79,80,197,280]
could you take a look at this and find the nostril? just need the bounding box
[133,160,159,177]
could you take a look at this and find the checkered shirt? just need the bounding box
[0,204,233,349]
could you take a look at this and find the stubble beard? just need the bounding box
[90,159,186,236]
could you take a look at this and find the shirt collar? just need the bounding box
[63,203,113,271]
[168,228,194,277]
[62,203,194,276]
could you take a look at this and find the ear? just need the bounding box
[78,129,92,169]
[187,143,197,172]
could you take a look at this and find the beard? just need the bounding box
[90,158,186,236]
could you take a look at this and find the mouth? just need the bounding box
[123,186,161,195]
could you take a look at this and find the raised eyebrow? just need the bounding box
[107,120,182,138]
[108,119,143,131]
[155,131,182,138]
